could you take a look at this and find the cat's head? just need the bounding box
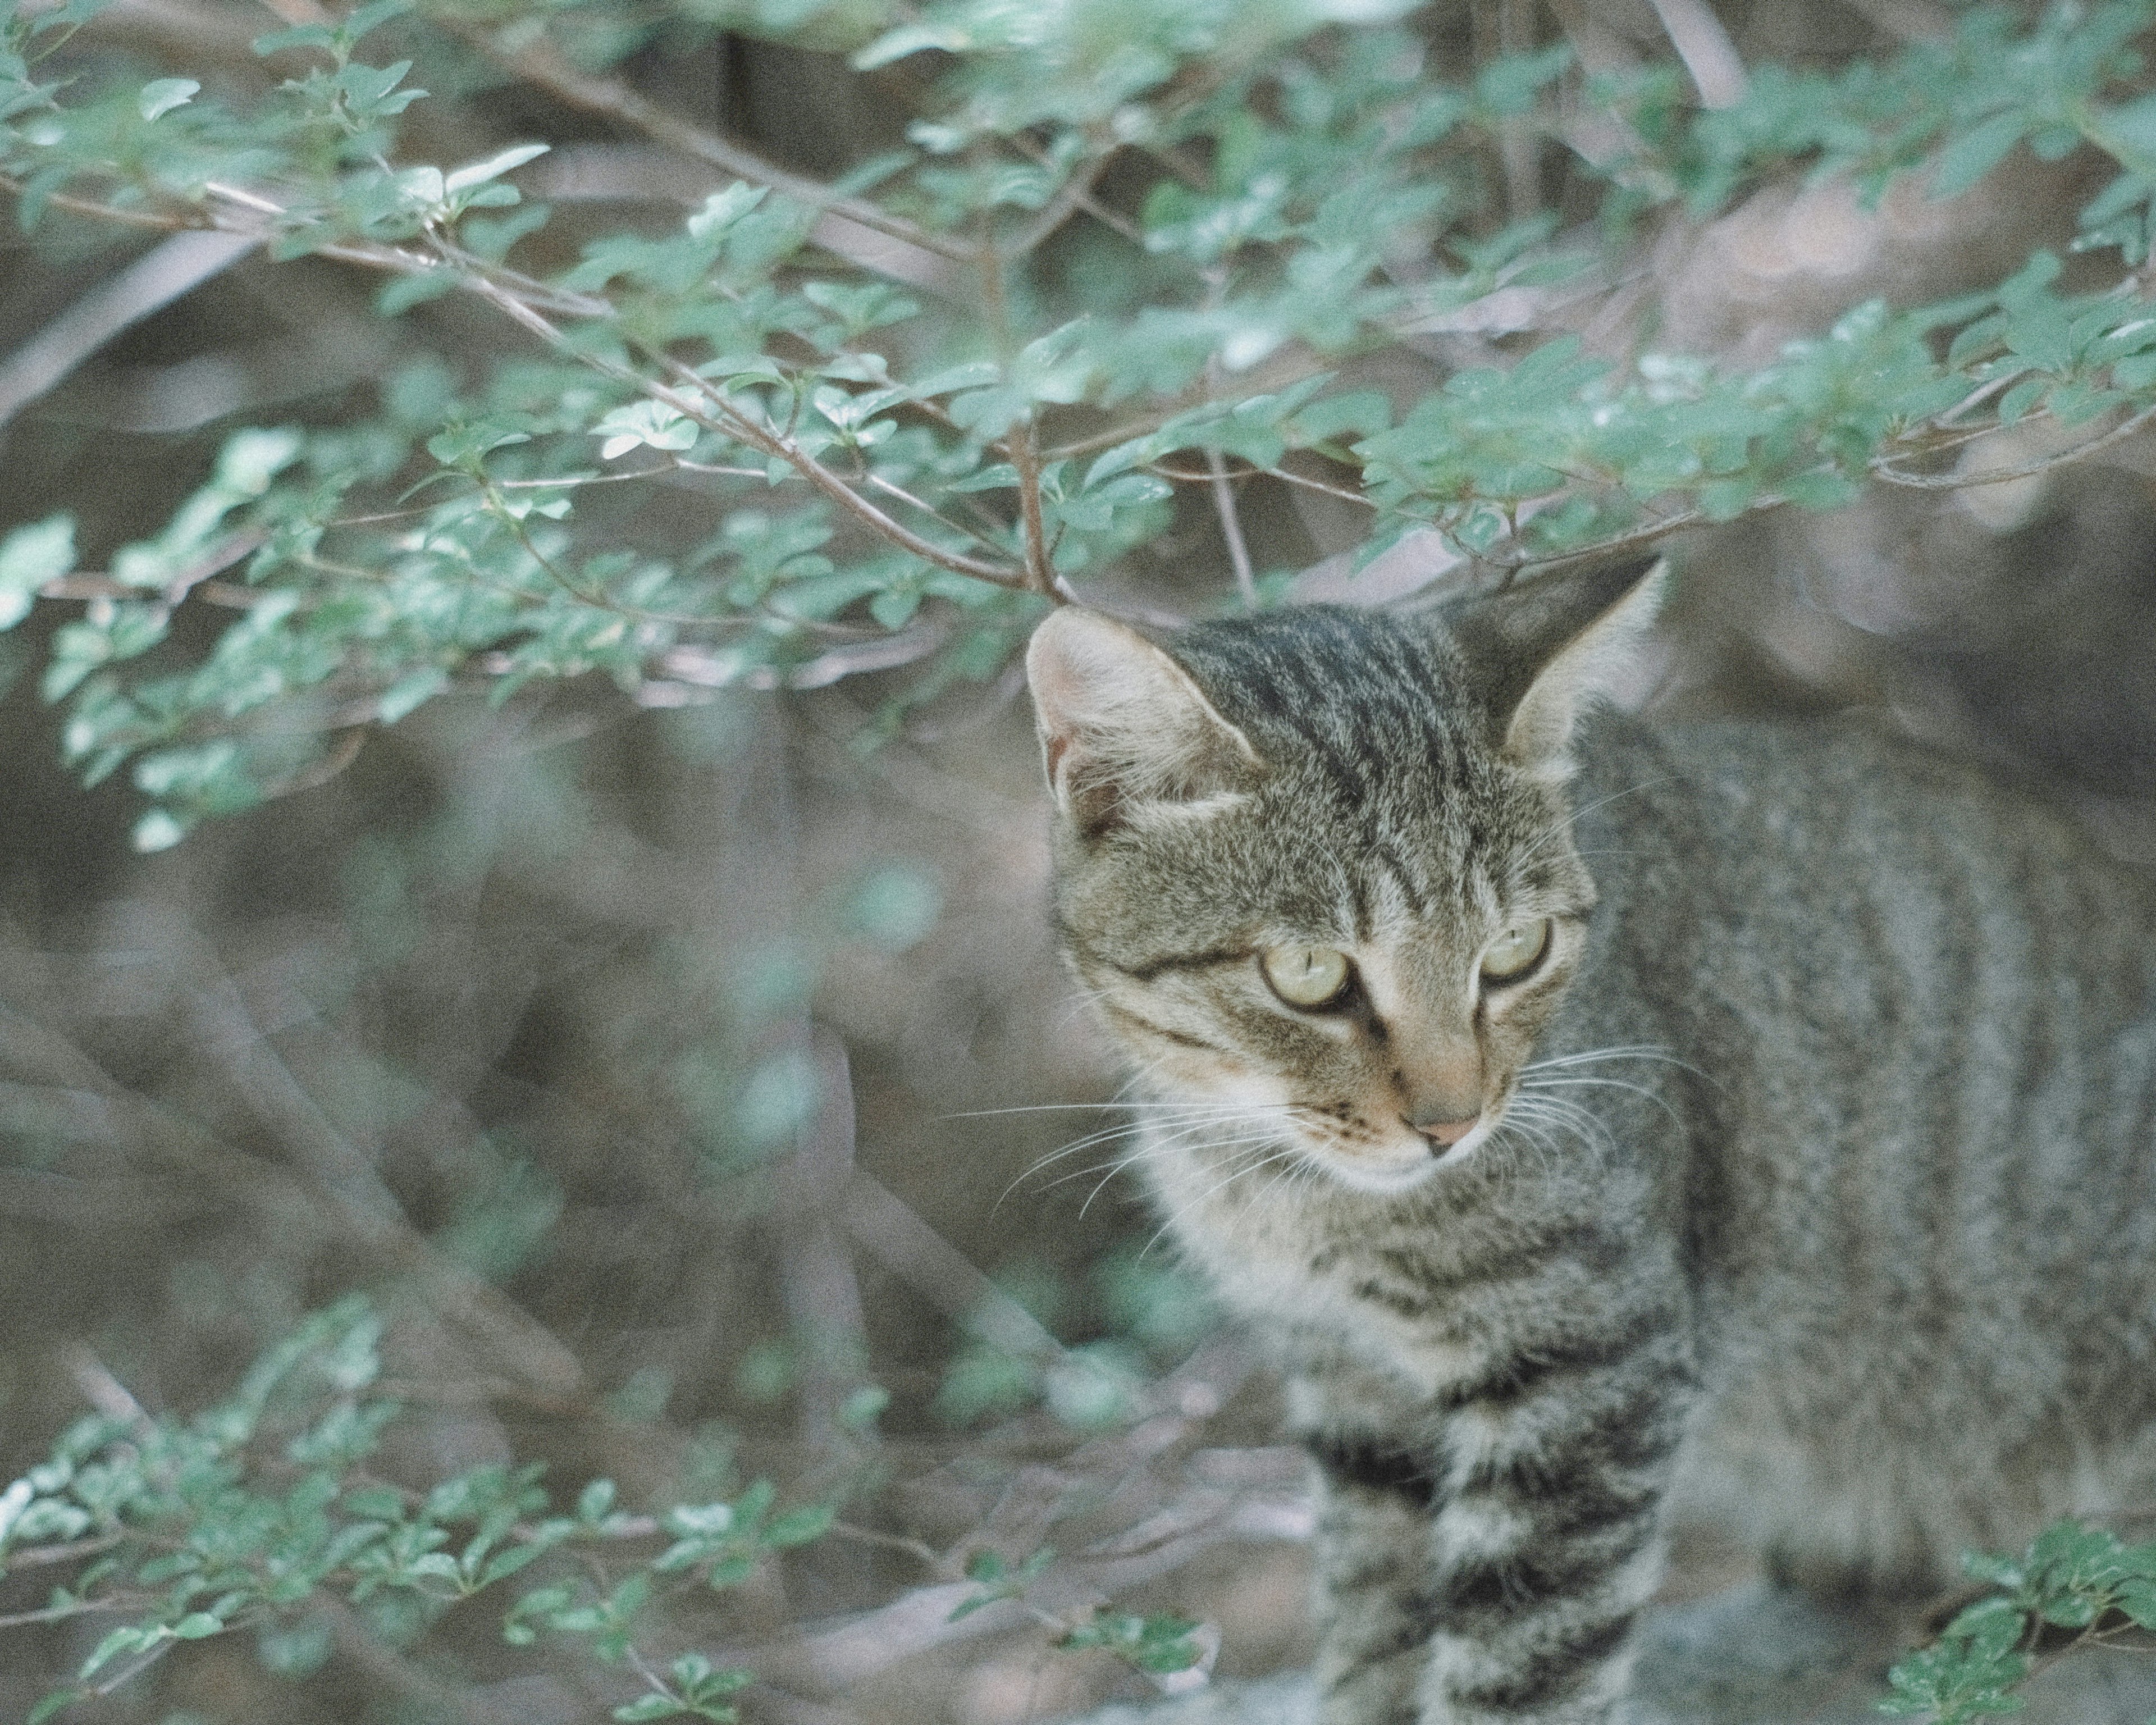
[1025,559,1663,1196]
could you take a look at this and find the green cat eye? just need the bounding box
[1262,945,1353,1008]
[1479,918,1551,984]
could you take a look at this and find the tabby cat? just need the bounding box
[1023,558,2156,1725]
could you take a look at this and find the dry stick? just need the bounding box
[1007,421,1069,601]
[0,228,255,428]
[842,1172,1065,1363]
[1644,0,1749,108]
[0,172,199,232]
[1003,143,1136,256]
[1042,349,1337,464]
[719,1344,1282,1698]
[1482,0,1542,222]
[781,1037,875,1461]
[0,942,585,1402]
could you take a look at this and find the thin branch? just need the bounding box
[1871,401,2156,489]
[1205,448,1257,608]
[0,1598,125,1630]
[0,172,203,232]
[1042,350,1336,464]
[1150,457,1374,508]
[0,228,255,428]
[1006,421,1067,601]
[974,240,1068,601]
[1003,143,1136,256]
[451,272,1032,589]
[1261,464,1375,508]
[861,472,1016,558]
[827,1521,955,1573]
[447,25,974,266]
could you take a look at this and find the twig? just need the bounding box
[450,272,1031,588]
[780,1037,874,1461]
[1205,448,1258,608]
[0,172,204,233]
[842,1171,1066,1363]
[862,472,1015,558]
[1871,401,2156,489]
[0,1598,125,1630]
[827,1521,954,1573]
[448,25,972,266]
[61,1345,150,1427]
[1006,421,1068,601]
[975,240,1070,601]
[1004,143,1136,255]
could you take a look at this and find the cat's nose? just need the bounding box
[1408,1112,1479,1148]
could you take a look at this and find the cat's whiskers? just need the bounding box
[1520,1071,1686,1132]
[992,1105,1280,1212]
[1499,1093,1615,1178]
[1141,1139,1316,1260]
[1026,1103,1307,1213]
[1523,1043,1724,1092]
[1506,1091,1615,1151]
[1490,1111,1568,1186]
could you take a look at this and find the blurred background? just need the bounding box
[6,0,2156,1720]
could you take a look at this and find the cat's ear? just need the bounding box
[1026,608,1263,835]
[1442,557,1667,778]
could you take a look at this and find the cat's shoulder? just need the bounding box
[1579,707,2146,888]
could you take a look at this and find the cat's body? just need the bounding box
[1024,567,2156,1725]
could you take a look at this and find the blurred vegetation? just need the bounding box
[8,0,2156,1719]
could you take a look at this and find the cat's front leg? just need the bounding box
[1303,1420,1449,1725]
[1416,1319,1697,1724]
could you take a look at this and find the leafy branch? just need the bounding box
[1883,1521,2156,1724]
[7,0,2156,845]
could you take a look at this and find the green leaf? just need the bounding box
[81,1624,161,1676]
[132,809,187,853]
[445,143,550,194]
[2102,93,2156,171]
[1932,113,2025,199]
[136,77,198,121]
[376,667,449,724]
[763,1502,834,1549]
[0,515,74,629]
[613,1696,688,1721]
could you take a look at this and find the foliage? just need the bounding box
[0,1299,815,1721]
[4,0,2156,839]
[16,0,2156,1715]
[1882,1521,2156,1723]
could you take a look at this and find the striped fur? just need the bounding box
[1026,567,2156,1722]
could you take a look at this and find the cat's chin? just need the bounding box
[1313,1123,1488,1195]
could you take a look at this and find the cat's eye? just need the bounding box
[1479,918,1551,985]
[1262,945,1353,1008]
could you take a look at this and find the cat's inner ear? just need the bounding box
[1026,608,1263,834]
[1444,557,1668,777]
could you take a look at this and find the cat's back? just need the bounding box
[1566,714,2156,1577]
[1574,711,2156,1083]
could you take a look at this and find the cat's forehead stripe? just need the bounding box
[1173,608,1470,810]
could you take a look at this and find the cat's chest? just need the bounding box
[1168,1196,1479,1400]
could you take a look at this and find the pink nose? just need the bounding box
[1412,1115,1478,1147]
